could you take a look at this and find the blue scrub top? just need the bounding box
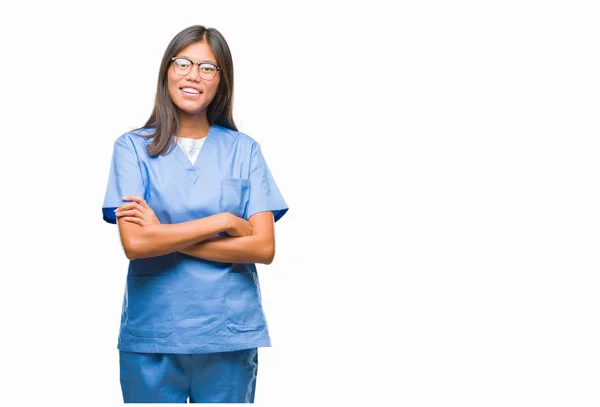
[102,124,288,354]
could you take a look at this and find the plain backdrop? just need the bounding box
[1,1,599,406]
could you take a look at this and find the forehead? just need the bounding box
[177,41,217,63]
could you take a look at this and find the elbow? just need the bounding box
[261,243,275,265]
[120,224,160,260]
[123,242,141,261]
[122,236,145,261]
[124,248,140,261]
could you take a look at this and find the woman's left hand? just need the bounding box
[115,196,161,226]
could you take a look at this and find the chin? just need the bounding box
[176,101,207,113]
[177,106,209,116]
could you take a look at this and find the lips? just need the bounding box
[180,87,202,95]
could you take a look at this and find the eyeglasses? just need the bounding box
[170,57,221,80]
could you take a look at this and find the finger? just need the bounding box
[124,217,143,225]
[115,206,129,213]
[116,202,141,212]
[124,216,149,226]
[132,198,149,210]
[124,196,144,205]
[133,209,146,218]
[116,209,144,218]
[122,196,144,202]
[120,198,143,208]
[123,196,149,209]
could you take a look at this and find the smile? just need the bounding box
[181,87,201,94]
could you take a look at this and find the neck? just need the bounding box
[178,111,211,139]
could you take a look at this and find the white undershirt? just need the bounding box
[176,137,206,165]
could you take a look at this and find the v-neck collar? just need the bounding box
[173,124,217,184]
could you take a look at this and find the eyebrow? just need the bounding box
[176,55,218,65]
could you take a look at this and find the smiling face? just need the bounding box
[167,41,220,121]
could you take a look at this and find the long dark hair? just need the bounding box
[135,25,237,156]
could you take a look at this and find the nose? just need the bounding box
[185,64,201,82]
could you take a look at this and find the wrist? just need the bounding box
[218,212,233,234]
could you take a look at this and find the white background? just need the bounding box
[1,1,599,406]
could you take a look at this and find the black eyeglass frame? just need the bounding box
[169,57,221,79]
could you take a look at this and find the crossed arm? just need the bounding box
[115,196,275,264]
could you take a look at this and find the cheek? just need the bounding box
[206,80,220,98]
[167,68,185,93]
[168,86,178,103]
[167,75,178,97]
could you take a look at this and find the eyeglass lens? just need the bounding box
[172,58,218,80]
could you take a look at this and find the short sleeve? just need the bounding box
[102,138,146,224]
[246,143,289,222]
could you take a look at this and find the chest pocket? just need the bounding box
[220,178,250,218]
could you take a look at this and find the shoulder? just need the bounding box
[113,127,155,149]
[213,125,260,150]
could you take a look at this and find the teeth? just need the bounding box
[181,88,200,94]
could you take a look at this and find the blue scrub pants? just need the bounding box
[119,348,258,403]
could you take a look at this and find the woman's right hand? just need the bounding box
[223,213,253,237]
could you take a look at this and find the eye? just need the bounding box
[199,63,216,72]
[174,58,192,67]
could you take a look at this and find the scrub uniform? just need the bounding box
[102,124,288,402]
